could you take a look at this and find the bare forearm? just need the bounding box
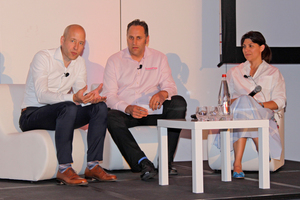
[159,90,169,100]
[259,101,278,110]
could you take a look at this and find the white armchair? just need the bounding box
[0,84,89,181]
[0,84,159,181]
[207,109,285,172]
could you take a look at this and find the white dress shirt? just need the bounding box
[21,47,86,108]
[102,47,177,113]
[227,60,286,111]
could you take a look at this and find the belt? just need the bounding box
[21,108,27,113]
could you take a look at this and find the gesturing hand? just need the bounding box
[73,84,107,104]
[88,83,107,104]
[73,85,92,104]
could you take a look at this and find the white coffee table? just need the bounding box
[157,119,270,193]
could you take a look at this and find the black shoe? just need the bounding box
[169,165,178,175]
[139,159,157,181]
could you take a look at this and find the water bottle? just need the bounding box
[218,74,231,115]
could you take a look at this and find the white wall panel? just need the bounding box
[0,0,120,87]
[236,0,300,47]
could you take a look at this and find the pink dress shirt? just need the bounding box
[102,47,177,113]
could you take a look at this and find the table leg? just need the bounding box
[258,126,270,189]
[158,126,169,186]
[192,128,203,193]
[221,129,231,182]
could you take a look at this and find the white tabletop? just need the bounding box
[158,119,269,129]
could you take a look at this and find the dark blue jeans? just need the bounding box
[19,101,107,164]
[107,95,187,172]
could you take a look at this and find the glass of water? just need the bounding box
[196,106,208,121]
[207,106,219,121]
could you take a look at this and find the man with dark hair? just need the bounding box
[19,24,117,186]
[127,19,149,37]
[103,19,187,181]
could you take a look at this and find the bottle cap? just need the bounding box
[222,74,226,77]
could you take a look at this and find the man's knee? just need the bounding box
[171,95,187,110]
[163,95,187,119]
[93,102,108,116]
[60,102,78,116]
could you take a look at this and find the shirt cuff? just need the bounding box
[118,101,130,114]
[273,99,285,112]
[164,89,176,100]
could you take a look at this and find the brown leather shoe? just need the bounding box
[57,168,88,186]
[85,165,117,181]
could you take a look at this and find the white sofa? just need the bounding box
[0,84,158,181]
[207,109,285,172]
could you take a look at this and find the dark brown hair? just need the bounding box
[241,31,272,63]
[127,19,149,37]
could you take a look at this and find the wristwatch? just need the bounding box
[261,102,264,108]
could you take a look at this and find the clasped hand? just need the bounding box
[125,91,167,119]
[73,83,107,104]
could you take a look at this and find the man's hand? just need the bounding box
[73,84,107,104]
[88,83,107,104]
[125,105,148,119]
[73,85,92,104]
[149,91,168,110]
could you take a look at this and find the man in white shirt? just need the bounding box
[103,19,187,181]
[19,24,116,186]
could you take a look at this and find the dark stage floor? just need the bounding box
[1,160,300,200]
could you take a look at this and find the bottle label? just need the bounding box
[222,101,230,115]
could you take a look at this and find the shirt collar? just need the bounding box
[54,46,78,67]
[243,60,267,78]
[124,46,149,61]
[54,47,64,63]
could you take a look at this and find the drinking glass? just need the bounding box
[207,106,219,121]
[196,106,207,121]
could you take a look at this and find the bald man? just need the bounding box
[19,24,116,186]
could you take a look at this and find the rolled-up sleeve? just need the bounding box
[271,71,286,111]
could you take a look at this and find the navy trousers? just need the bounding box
[19,101,107,164]
[107,95,187,172]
